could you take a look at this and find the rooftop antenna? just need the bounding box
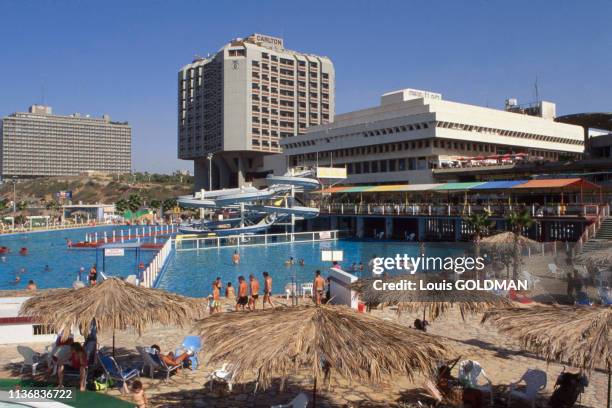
[534,76,540,104]
[41,81,46,105]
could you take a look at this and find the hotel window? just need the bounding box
[355,162,362,174]
[380,160,387,172]
[363,162,370,173]
[398,158,406,171]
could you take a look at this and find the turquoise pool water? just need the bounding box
[157,240,467,298]
[0,226,156,291]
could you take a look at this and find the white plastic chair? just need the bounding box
[285,283,297,300]
[301,283,314,298]
[547,263,559,276]
[520,271,540,289]
[271,392,309,408]
[457,360,493,404]
[507,369,547,408]
[209,363,233,392]
[17,346,45,376]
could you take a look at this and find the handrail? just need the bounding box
[141,238,173,288]
[174,230,340,251]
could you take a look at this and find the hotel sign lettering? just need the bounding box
[253,34,283,49]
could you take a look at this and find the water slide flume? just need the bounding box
[177,171,320,235]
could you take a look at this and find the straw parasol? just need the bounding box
[353,273,512,320]
[194,304,451,405]
[20,277,206,353]
[575,248,612,267]
[483,305,612,407]
[480,231,538,247]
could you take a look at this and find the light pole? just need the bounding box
[206,153,214,191]
[11,176,17,214]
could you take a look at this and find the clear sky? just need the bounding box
[1,0,610,173]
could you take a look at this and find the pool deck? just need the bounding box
[0,298,606,406]
[0,253,607,406]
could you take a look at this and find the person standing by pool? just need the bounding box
[235,276,248,311]
[313,270,326,305]
[232,250,240,265]
[210,280,221,314]
[262,271,274,310]
[248,274,260,311]
[225,282,235,300]
[77,266,85,282]
[88,264,97,286]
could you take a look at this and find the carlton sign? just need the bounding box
[252,33,283,49]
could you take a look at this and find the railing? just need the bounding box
[574,207,610,254]
[174,230,340,252]
[319,203,609,218]
[0,220,114,234]
[141,238,173,288]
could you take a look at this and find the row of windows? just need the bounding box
[436,121,582,146]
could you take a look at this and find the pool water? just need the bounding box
[157,240,467,298]
[0,226,156,291]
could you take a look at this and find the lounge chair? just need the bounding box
[598,287,612,305]
[508,369,547,408]
[575,291,592,306]
[136,346,181,381]
[457,360,493,404]
[180,336,202,370]
[208,363,233,392]
[301,282,314,298]
[17,345,46,376]
[271,392,309,408]
[547,263,560,277]
[98,353,139,391]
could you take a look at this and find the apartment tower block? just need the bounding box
[178,33,335,189]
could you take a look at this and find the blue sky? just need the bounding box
[1,0,610,173]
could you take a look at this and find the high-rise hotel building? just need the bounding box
[178,34,335,189]
[0,105,131,179]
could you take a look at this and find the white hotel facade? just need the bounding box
[281,89,584,184]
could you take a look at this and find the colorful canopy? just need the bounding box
[317,178,600,194]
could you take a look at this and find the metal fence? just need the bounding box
[174,230,340,252]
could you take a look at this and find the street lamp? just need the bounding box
[11,176,17,214]
[206,153,214,190]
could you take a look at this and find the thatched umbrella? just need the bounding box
[575,248,612,267]
[194,304,451,405]
[353,273,513,320]
[480,231,538,247]
[483,305,612,407]
[20,277,206,354]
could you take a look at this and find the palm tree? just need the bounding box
[464,212,494,278]
[115,199,129,215]
[16,201,28,212]
[45,200,61,223]
[0,198,9,214]
[507,209,534,280]
[127,193,142,212]
[162,198,177,213]
[149,199,161,219]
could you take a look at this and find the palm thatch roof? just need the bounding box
[20,277,206,337]
[575,248,612,267]
[352,274,512,320]
[480,231,539,247]
[482,305,611,371]
[194,304,451,389]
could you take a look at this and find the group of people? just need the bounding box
[208,268,329,313]
[209,271,274,314]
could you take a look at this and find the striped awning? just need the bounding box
[471,180,529,190]
[512,178,601,190]
[433,182,485,191]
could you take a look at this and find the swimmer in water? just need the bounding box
[44,265,51,272]
[299,258,305,266]
[232,250,240,265]
[1,256,6,263]
[284,257,294,266]
[12,275,21,284]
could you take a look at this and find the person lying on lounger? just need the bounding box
[150,344,192,367]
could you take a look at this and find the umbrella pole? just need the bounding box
[113,329,116,358]
[607,367,610,408]
[313,376,317,407]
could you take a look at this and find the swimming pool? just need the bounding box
[157,240,468,298]
[0,226,156,291]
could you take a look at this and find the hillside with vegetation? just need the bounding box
[0,173,194,206]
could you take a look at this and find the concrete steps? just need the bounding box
[581,217,612,252]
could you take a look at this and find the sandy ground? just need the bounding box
[0,253,608,407]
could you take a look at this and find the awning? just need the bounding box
[433,182,485,191]
[472,180,529,190]
[365,184,443,192]
[318,186,352,193]
[342,186,374,193]
[511,178,601,190]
